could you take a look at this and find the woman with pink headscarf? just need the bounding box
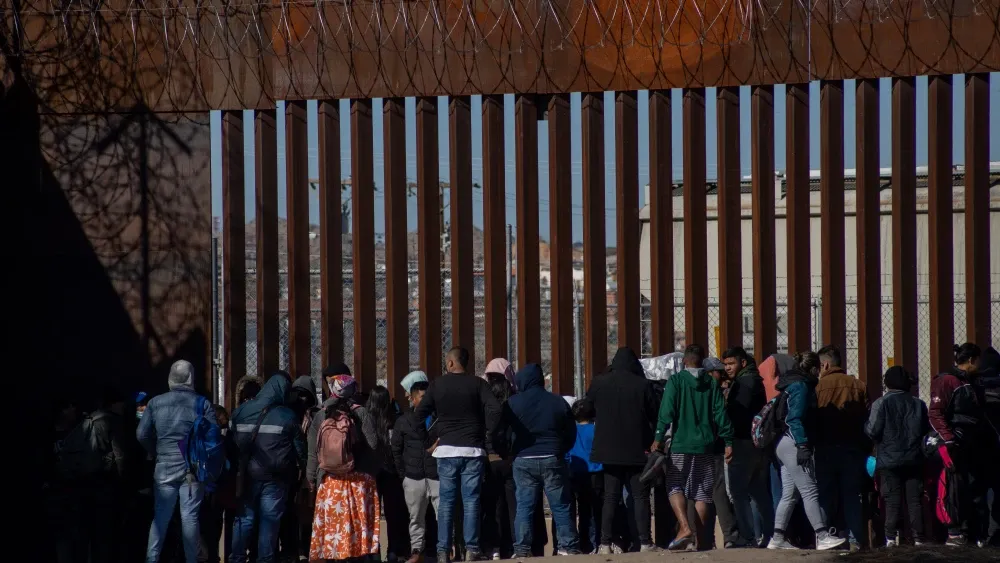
[483,358,517,391]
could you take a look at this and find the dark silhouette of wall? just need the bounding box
[2,51,212,558]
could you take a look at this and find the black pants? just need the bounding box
[880,465,924,542]
[711,454,737,545]
[947,447,992,541]
[601,465,651,546]
[481,459,516,557]
[573,472,603,553]
[198,493,224,563]
[377,471,412,558]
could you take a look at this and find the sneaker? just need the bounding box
[639,544,661,553]
[767,535,799,550]
[556,550,581,556]
[465,550,484,562]
[725,536,750,549]
[611,544,625,554]
[492,550,501,561]
[596,545,612,556]
[914,541,927,547]
[816,530,848,551]
[849,540,861,553]
[947,535,969,547]
[884,539,897,549]
[437,554,450,563]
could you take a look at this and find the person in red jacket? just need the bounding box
[928,343,994,547]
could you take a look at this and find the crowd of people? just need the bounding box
[46,340,1000,563]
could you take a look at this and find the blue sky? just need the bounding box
[211,75,1000,243]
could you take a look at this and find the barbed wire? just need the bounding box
[4,1,998,114]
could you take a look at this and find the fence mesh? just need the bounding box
[226,260,998,397]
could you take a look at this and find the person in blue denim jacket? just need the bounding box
[137,360,219,563]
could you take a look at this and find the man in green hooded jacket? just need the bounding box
[651,344,733,551]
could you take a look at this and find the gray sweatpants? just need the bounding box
[774,435,827,533]
[403,477,441,552]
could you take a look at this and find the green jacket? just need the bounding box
[654,368,734,454]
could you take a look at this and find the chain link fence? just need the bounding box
[224,256,998,398]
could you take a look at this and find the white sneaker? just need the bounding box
[492,550,501,561]
[767,536,799,550]
[816,532,848,551]
[596,545,612,556]
[885,539,897,548]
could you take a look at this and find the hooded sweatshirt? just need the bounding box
[777,368,819,446]
[291,376,319,433]
[136,360,218,484]
[726,359,766,440]
[231,376,306,482]
[587,347,658,466]
[654,368,733,454]
[504,364,577,458]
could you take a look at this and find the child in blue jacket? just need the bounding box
[566,398,604,553]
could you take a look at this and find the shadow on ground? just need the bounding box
[842,545,998,562]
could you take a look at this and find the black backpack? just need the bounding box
[752,393,788,450]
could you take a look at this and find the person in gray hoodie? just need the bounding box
[137,360,219,563]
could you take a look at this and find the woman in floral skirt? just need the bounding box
[307,365,382,562]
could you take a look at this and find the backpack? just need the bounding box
[752,393,788,450]
[183,397,227,491]
[977,375,1000,442]
[317,408,359,475]
[56,415,104,479]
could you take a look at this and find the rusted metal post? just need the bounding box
[683,88,709,350]
[383,98,408,394]
[548,94,574,393]
[222,110,246,409]
[891,78,918,377]
[855,79,882,398]
[515,95,541,367]
[927,76,954,375]
[648,91,674,356]
[351,99,376,389]
[785,84,810,356]
[482,96,508,362]
[616,91,641,353]
[417,97,443,378]
[965,74,991,346]
[820,80,846,354]
[449,96,475,370]
[285,101,311,379]
[581,93,608,384]
[255,110,280,378]
[317,102,343,371]
[751,85,776,360]
[716,87,742,352]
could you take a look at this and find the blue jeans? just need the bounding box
[146,479,204,563]
[512,457,579,555]
[437,456,485,555]
[816,445,864,544]
[230,480,288,563]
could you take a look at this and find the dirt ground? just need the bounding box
[520,545,996,562]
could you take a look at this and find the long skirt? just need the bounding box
[310,472,381,561]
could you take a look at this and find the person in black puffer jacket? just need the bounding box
[392,380,440,563]
[865,366,929,546]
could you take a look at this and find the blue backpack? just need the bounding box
[183,397,227,491]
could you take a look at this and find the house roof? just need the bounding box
[664,162,1000,197]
